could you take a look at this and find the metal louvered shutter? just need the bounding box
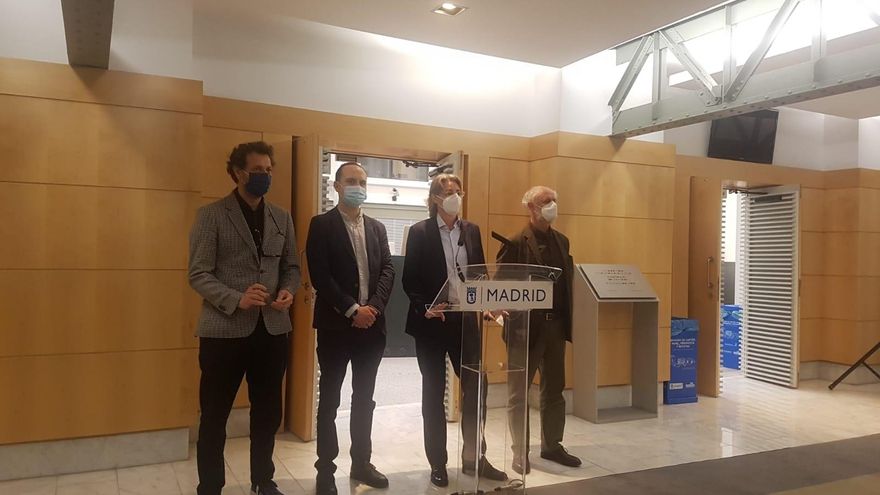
[738,187,800,388]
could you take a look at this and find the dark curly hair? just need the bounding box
[227,141,275,183]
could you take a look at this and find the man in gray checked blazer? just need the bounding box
[189,141,300,495]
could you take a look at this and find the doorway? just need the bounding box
[690,178,801,397]
[288,136,465,441]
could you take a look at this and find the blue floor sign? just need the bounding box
[665,318,698,404]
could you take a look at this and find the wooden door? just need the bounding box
[688,177,722,397]
[286,134,320,440]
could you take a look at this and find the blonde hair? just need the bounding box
[428,173,463,217]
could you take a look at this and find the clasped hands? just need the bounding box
[238,283,294,311]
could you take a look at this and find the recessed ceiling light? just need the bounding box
[433,2,467,16]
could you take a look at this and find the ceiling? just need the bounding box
[195,0,725,67]
[788,87,880,119]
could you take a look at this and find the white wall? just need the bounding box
[559,51,619,136]
[859,117,880,170]
[0,0,67,64]
[109,0,194,79]
[193,12,561,137]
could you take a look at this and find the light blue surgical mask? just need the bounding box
[342,185,367,207]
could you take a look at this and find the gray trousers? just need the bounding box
[507,319,567,455]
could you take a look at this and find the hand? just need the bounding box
[239,283,270,310]
[271,289,294,311]
[351,305,377,329]
[426,302,448,322]
[484,310,509,323]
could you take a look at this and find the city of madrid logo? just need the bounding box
[466,286,477,304]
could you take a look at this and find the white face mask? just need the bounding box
[439,193,462,216]
[541,201,558,223]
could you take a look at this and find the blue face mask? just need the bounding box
[342,185,367,207]
[244,172,271,197]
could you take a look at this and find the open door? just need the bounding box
[286,134,321,441]
[689,177,722,397]
[737,186,800,388]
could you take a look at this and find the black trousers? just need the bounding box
[197,319,289,495]
[414,313,487,469]
[314,327,386,475]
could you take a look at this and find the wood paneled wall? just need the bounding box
[5,57,878,446]
[0,58,203,444]
[486,133,676,386]
[802,170,880,365]
[673,156,880,371]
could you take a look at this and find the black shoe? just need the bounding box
[350,463,389,489]
[315,472,337,495]
[541,446,582,468]
[512,455,531,475]
[251,480,284,495]
[430,465,449,487]
[461,458,508,481]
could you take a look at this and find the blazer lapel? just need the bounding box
[331,208,357,263]
[263,203,275,246]
[224,194,259,259]
[364,215,378,278]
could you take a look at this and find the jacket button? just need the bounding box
[219,305,226,311]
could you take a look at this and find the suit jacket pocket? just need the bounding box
[262,231,286,256]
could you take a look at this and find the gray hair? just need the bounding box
[521,186,557,207]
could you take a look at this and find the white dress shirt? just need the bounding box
[437,215,469,304]
[341,208,370,317]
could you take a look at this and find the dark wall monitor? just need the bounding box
[708,109,779,164]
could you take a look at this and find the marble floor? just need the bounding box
[3,373,879,495]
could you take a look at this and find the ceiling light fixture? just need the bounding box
[433,2,467,16]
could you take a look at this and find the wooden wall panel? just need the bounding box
[598,328,632,386]
[203,97,530,160]
[553,132,677,167]
[799,319,823,362]
[0,59,203,445]
[858,277,880,322]
[0,57,202,114]
[0,270,197,357]
[530,157,675,220]
[486,214,673,275]
[488,158,530,216]
[0,95,201,192]
[859,187,880,232]
[464,154,491,244]
[820,320,880,365]
[0,183,198,270]
[800,232,826,276]
[823,189,861,232]
[671,174,691,318]
[800,188,825,232]
[859,232,880,276]
[0,349,198,444]
[802,232,867,278]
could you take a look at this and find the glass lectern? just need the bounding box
[428,263,562,495]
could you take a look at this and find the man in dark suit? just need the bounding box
[497,186,582,475]
[402,174,507,487]
[306,162,395,495]
[189,141,300,495]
